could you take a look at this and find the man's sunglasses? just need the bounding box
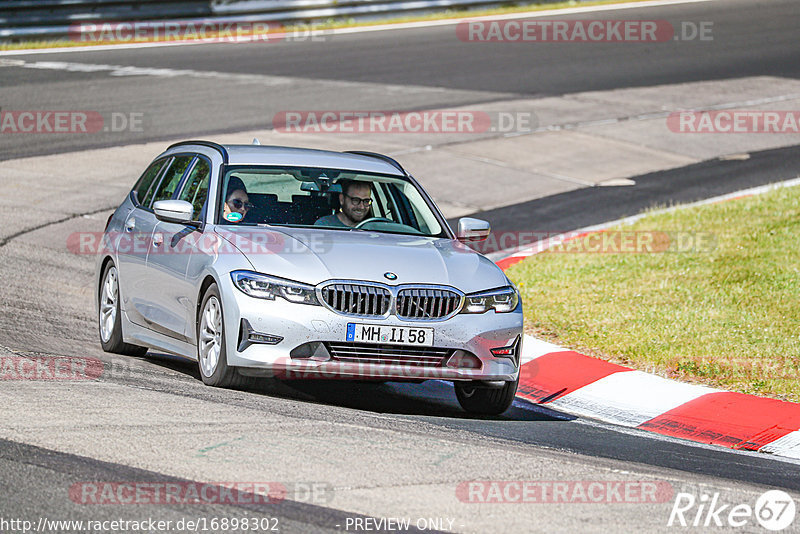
[343,193,373,207]
[228,199,255,210]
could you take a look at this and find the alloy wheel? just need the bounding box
[199,296,223,377]
[99,266,118,343]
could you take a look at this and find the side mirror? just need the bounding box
[457,217,490,242]
[153,200,195,225]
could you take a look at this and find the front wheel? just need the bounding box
[98,262,147,356]
[455,378,518,415]
[197,284,247,388]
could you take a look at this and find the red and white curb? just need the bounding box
[497,177,800,459]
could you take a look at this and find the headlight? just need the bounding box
[461,286,519,314]
[231,271,319,305]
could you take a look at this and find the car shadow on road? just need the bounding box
[142,351,572,422]
[275,378,573,422]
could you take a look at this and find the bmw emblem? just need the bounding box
[384,272,398,281]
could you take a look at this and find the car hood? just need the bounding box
[214,225,508,293]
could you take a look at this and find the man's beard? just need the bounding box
[350,208,367,221]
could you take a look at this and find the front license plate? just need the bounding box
[346,323,434,347]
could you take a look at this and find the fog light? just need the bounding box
[446,350,482,369]
[238,319,283,352]
[290,342,331,361]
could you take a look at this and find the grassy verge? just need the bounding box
[506,184,800,402]
[0,0,653,51]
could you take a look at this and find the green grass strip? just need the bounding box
[507,183,800,401]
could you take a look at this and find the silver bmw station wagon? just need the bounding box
[96,140,523,414]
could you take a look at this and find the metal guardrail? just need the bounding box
[211,0,517,18]
[0,1,211,39]
[0,0,549,40]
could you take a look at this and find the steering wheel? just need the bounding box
[354,217,394,229]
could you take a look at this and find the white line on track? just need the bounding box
[0,58,455,97]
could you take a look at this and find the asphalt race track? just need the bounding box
[2,0,800,532]
[2,0,800,160]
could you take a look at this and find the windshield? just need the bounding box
[217,166,447,237]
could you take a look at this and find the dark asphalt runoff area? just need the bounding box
[457,144,800,251]
[0,438,423,534]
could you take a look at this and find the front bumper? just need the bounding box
[219,275,523,382]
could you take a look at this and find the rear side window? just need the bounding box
[178,157,211,219]
[150,155,194,206]
[133,158,167,205]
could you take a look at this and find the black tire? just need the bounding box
[196,283,248,388]
[455,377,519,415]
[98,262,148,357]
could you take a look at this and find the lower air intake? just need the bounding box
[325,342,452,367]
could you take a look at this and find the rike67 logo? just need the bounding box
[668,490,796,531]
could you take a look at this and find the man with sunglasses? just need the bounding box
[222,176,255,224]
[314,179,373,228]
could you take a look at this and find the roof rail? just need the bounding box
[167,140,229,163]
[344,150,406,175]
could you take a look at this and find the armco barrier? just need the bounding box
[0,0,211,38]
[0,0,572,40]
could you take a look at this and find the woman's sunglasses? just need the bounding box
[228,199,254,210]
